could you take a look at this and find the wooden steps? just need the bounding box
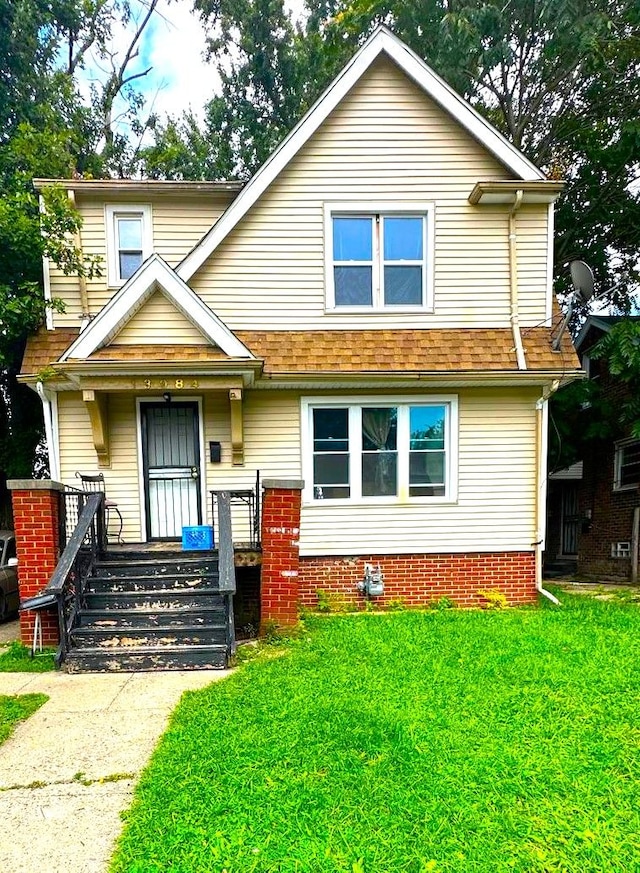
[64,549,232,673]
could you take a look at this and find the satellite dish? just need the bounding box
[552,260,596,350]
[569,260,595,303]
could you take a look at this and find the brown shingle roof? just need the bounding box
[20,326,580,377]
[236,328,579,373]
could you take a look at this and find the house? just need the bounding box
[13,27,581,663]
[568,316,640,582]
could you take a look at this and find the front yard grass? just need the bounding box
[0,642,56,672]
[0,693,48,746]
[112,593,640,873]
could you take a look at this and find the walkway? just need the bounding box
[0,668,230,873]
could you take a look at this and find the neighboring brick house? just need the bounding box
[17,26,581,624]
[572,316,640,582]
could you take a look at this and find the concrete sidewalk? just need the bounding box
[0,668,231,873]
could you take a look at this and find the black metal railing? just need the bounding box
[215,491,237,655]
[23,492,105,667]
[210,471,261,550]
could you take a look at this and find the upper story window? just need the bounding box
[325,203,434,311]
[302,395,457,503]
[106,204,152,286]
[614,439,640,490]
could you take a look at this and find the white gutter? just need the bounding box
[535,383,561,605]
[36,381,60,481]
[509,190,527,370]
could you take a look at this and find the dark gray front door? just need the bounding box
[141,402,202,539]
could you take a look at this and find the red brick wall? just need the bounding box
[579,438,640,580]
[10,485,62,646]
[260,483,303,628]
[299,552,537,609]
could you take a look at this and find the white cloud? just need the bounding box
[140,1,220,121]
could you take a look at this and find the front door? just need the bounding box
[141,402,202,539]
[561,483,580,556]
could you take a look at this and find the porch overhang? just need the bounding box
[25,358,264,391]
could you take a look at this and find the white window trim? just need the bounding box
[301,394,458,505]
[324,202,435,313]
[105,204,153,288]
[613,438,640,492]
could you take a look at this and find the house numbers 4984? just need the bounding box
[142,379,199,389]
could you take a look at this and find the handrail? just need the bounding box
[22,491,104,666]
[46,493,103,595]
[215,491,236,655]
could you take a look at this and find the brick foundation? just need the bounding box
[260,480,303,629]
[8,480,63,647]
[299,552,537,610]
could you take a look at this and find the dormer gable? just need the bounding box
[60,254,254,361]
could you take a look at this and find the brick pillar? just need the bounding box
[7,480,64,647]
[260,479,303,630]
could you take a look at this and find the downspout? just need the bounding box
[67,189,91,329]
[535,383,561,605]
[36,381,60,482]
[509,190,527,370]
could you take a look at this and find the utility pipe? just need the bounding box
[36,381,60,481]
[535,383,561,605]
[509,190,527,371]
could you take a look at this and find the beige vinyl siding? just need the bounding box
[51,197,225,329]
[299,388,538,555]
[191,57,549,330]
[56,386,537,550]
[113,290,208,344]
[57,391,143,542]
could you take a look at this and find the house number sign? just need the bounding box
[142,379,199,389]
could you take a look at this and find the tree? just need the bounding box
[0,0,162,523]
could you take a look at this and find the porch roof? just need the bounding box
[21,325,580,380]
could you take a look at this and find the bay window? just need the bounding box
[304,396,457,502]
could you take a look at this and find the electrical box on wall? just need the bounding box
[209,441,221,463]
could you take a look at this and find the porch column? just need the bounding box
[7,479,63,647]
[260,479,303,630]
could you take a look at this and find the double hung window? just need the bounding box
[614,440,640,490]
[304,396,456,502]
[326,205,433,310]
[106,204,152,286]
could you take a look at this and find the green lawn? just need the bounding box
[112,593,640,873]
[0,641,56,672]
[0,693,48,746]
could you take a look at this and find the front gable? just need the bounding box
[61,254,254,361]
[182,46,559,333]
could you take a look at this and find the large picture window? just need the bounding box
[303,396,457,502]
[326,204,434,311]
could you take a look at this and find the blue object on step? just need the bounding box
[182,525,214,550]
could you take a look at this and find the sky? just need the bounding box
[80,0,304,131]
[79,1,219,132]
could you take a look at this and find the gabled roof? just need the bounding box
[60,254,254,361]
[574,315,640,356]
[176,25,545,282]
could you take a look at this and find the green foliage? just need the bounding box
[315,588,351,613]
[591,321,640,438]
[477,588,508,609]
[112,601,640,871]
[0,693,48,746]
[429,595,455,611]
[0,642,56,672]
